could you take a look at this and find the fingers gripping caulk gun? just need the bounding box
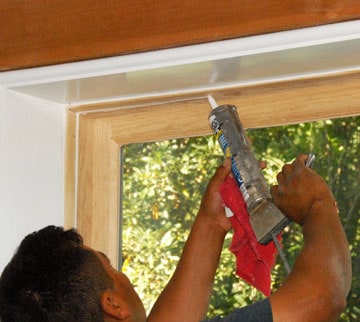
[207,96,315,274]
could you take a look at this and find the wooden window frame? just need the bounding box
[65,72,360,267]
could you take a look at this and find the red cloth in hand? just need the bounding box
[220,176,279,297]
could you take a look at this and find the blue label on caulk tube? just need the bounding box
[210,115,250,202]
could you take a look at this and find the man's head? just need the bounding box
[0,226,146,322]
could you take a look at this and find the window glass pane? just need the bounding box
[121,116,359,320]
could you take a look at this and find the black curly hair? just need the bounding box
[0,226,113,322]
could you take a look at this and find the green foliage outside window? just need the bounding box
[122,116,359,321]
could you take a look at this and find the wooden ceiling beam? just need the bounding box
[1,0,360,71]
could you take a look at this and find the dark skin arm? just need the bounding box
[270,154,352,322]
[147,159,232,322]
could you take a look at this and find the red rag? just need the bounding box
[219,176,279,297]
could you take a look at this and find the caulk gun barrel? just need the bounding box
[209,104,290,244]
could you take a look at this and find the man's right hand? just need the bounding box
[270,154,351,322]
[271,154,336,225]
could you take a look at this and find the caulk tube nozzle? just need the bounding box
[207,95,219,110]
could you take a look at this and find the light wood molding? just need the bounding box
[64,110,77,229]
[76,117,120,263]
[69,72,360,266]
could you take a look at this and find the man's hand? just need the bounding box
[270,154,351,322]
[271,154,336,225]
[198,158,232,232]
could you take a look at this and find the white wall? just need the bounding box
[0,89,65,272]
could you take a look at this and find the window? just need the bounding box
[67,71,360,318]
[121,116,359,319]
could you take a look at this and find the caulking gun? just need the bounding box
[207,97,315,273]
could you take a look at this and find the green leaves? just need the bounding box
[122,116,359,320]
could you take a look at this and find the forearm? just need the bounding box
[147,214,227,322]
[301,202,351,300]
[271,201,352,322]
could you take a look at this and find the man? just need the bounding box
[0,155,351,321]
